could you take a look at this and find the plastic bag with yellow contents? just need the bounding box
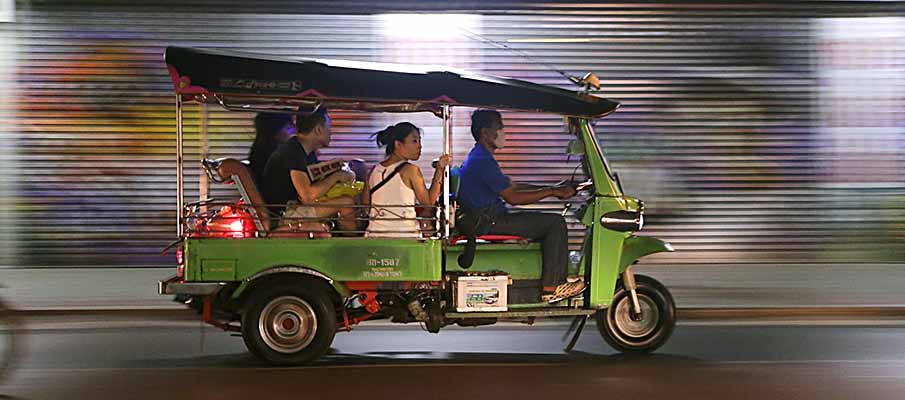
[319,180,364,200]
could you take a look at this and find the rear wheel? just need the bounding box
[241,281,337,365]
[596,274,675,354]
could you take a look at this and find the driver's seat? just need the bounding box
[448,165,531,267]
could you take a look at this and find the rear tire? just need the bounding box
[596,274,676,354]
[241,281,337,366]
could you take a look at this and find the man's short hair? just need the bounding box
[470,109,502,142]
[296,106,329,134]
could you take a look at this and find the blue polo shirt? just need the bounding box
[458,144,511,214]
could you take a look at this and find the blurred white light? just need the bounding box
[379,13,476,39]
[821,17,905,39]
[0,0,11,23]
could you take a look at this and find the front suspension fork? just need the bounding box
[622,267,643,319]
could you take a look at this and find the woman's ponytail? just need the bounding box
[374,126,393,148]
[372,122,420,155]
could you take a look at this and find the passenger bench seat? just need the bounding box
[201,158,329,238]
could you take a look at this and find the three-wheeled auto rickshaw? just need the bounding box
[159,46,676,365]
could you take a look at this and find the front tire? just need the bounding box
[596,274,676,354]
[241,281,337,366]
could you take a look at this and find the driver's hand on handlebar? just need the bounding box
[552,185,577,199]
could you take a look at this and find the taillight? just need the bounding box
[176,247,185,278]
[229,220,245,238]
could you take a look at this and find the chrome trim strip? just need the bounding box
[158,275,226,295]
[245,266,333,285]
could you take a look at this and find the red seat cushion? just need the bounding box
[450,234,528,244]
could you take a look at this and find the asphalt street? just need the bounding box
[0,263,902,399]
[0,315,903,400]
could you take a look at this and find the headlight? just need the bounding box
[600,210,643,232]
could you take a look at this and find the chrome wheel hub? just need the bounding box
[259,296,318,354]
[613,293,659,338]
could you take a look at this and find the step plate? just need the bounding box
[445,307,596,319]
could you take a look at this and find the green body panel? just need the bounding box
[585,196,627,308]
[200,258,237,281]
[576,203,594,227]
[619,235,675,272]
[185,238,443,283]
[447,243,542,280]
[573,119,623,307]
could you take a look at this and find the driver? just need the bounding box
[457,109,585,303]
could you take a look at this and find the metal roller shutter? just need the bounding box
[1,1,902,266]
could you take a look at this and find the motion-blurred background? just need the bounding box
[0,1,901,308]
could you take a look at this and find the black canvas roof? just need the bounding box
[165,46,619,118]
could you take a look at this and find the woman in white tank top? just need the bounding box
[364,122,451,238]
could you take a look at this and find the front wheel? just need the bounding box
[241,281,337,366]
[596,274,676,354]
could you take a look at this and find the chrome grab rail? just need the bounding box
[181,199,442,237]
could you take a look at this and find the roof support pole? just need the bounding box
[198,103,209,208]
[441,104,451,238]
[176,95,184,237]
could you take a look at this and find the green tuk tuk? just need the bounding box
[159,46,676,365]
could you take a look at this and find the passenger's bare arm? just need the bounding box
[404,155,451,206]
[405,165,441,206]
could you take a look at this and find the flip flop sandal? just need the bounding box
[542,280,586,304]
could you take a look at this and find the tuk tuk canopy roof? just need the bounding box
[164,46,620,118]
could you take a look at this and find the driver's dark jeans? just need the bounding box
[487,212,568,287]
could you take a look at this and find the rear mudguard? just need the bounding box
[619,235,674,272]
[230,266,351,302]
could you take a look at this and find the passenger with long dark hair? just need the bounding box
[364,122,450,238]
[248,112,294,184]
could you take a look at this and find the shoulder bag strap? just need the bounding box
[369,162,408,195]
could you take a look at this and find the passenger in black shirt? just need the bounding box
[248,112,294,184]
[261,107,357,232]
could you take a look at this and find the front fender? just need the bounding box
[619,235,674,272]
